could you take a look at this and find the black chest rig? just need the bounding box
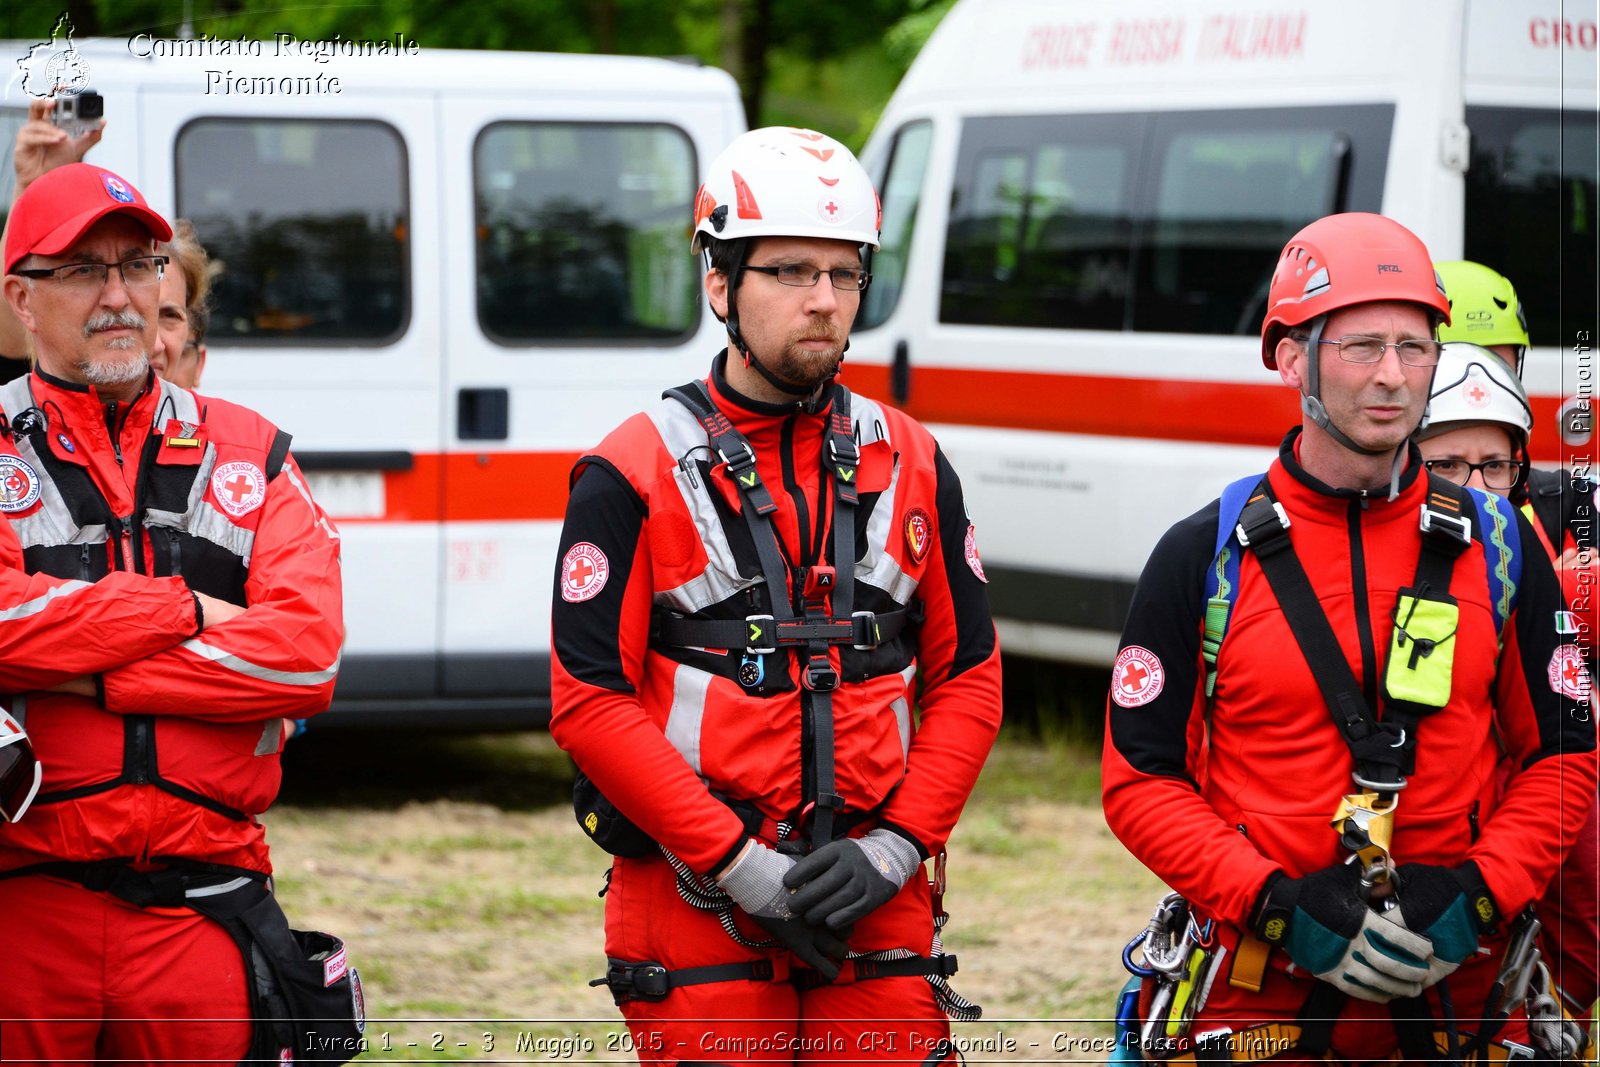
[648,380,920,847]
[0,377,291,819]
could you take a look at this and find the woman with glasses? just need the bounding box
[1416,340,1600,1035]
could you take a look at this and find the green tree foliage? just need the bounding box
[1,0,952,149]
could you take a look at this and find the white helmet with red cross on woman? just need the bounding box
[691,127,881,401]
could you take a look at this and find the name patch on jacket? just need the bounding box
[158,419,207,465]
[211,461,267,518]
[0,454,42,513]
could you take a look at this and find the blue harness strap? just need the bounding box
[1202,474,1265,697]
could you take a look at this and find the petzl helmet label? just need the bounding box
[561,542,610,603]
[1549,643,1592,700]
[0,455,42,513]
[1112,645,1165,708]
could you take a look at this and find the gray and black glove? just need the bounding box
[784,828,922,930]
[718,840,848,978]
[1251,864,1435,1002]
[1389,861,1498,987]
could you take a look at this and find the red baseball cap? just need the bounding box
[4,163,172,275]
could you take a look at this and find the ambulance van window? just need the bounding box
[1464,106,1599,346]
[941,106,1390,335]
[943,113,1139,330]
[861,120,932,330]
[176,118,409,344]
[1134,106,1391,335]
[475,122,698,345]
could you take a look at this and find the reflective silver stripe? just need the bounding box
[185,876,255,899]
[150,379,202,429]
[858,455,918,603]
[649,401,760,615]
[253,719,280,756]
[178,639,341,686]
[0,579,93,622]
[850,394,893,449]
[284,464,340,544]
[0,378,32,419]
[664,661,712,774]
[3,429,110,552]
[891,696,912,763]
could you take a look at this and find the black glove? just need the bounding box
[784,829,922,929]
[1250,864,1434,1002]
[1389,861,1498,982]
[752,913,851,981]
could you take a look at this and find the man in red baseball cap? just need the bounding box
[3,162,171,399]
[0,163,349,1062]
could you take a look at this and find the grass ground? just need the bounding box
[268,728,1163,1062]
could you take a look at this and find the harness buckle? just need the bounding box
[850,610,880,650]
[802,655,838,692]
[592,961,672,1002]
[801,566,835,602]
[744,615,777,655]
[1419,504,1472,546]
[1234,502,1290,548]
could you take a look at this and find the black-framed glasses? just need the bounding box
[1316,335,1443,367]
[742,263,870,291]
[1423,457,1528,490]
[14,255,168,290]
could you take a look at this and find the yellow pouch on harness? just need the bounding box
[1385,589,1459,708]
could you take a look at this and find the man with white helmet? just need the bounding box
[1417,342,1600,1034]
[550,127,1001,1062]
[1103,213,1596,1062]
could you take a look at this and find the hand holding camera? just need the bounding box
[13,95,104,196]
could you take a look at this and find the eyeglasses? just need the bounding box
[1423,457,1527,490]
[1316,335,1443,367]
[14,255,168,290]
[743,263,870,291]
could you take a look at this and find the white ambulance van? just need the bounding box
[1,38,746,726]
[849,0,1599,665]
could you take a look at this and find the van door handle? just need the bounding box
[891,340,911,405]
[294,450,414,472]
[458,388,509,441]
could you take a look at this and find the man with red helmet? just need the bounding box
[0,162,344,1062]
[1102,213,1596,1061]
[550,127,1002,1063]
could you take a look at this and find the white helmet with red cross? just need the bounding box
[691,127,881,254]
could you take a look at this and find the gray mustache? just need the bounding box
[83,311,147,337]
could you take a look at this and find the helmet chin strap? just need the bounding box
[723,275,838,414]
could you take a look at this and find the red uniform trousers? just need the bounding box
[605,854,951,1066]
[1540,795,1600,1018]
[0,875,251,1066]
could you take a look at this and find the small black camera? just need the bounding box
[51,89,103,139]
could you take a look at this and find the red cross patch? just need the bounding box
[0,455,41,513]
[561,542,610,603]
[1465,382,1489,408]
[904,508,932,564]
[1112,645,1165,708]
[817,195,843,224]
[1549,643,1593,701]
[210,461,266,518]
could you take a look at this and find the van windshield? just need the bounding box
[1464,105,1599,349]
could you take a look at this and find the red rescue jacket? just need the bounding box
[550,358,1003,875]
[0,370,344,874]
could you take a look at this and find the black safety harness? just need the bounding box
[1230,474,1504,1062]
[593,380,974,1018]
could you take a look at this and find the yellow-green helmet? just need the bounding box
[1435,261,1530,372]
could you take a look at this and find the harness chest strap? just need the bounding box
[592,952,960,1004]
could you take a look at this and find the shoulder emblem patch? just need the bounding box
[211,461,267,518]
[1549,643,1592,701]
[561,542,610,603]
[964,523,986,583]
[904,507,932,564]
[1112,645,1165,708]
[0,455,41,513]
